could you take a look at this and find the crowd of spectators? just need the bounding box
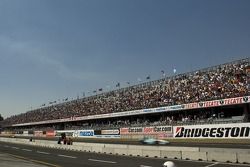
[7,108,244,132]
[2,58,249,126]
[64,107,245,130]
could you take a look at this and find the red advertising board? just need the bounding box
[46,131,55,137]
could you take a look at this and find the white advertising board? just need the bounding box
[173,123,250,138]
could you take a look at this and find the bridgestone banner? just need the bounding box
[173,123,250,138]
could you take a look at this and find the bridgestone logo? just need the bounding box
[175,127,250,138]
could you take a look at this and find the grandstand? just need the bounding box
[0,58,249,135]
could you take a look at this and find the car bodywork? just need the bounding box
[140,138,170,145]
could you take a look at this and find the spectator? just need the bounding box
[2,58,249,126]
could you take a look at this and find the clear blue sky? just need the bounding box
[0,0,249,118]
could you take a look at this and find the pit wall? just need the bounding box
[1,137,250,164]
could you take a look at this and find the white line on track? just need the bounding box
[22,149,32,152]
[205,162,219,167]
[58,154,77,159]
[140,165,152,167]
[217,163,250,166]
[37,151,50,155]
[88,158,117,164]
[11,147,19,149]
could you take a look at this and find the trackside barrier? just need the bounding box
[238,153,250,164]
[160,151,182,159]
[68,145,79,151]
[102,147,114,154]
[143,150,161,158]
[182,151,207,161]
[114,148,128,155]
[127,149,143,156]
[104,144,127,149]
[207,152,237,163]
[0,137,250,164]
[151,146,199,152]
[81,143,105,147]
[106,144,128,155]
[199,147,250,154]
[72,145,82,151]
[82,146,92,152]
[92,146,103,153]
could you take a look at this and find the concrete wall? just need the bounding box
[238,153,250,164]
[182,151,207,161]
[207,152,237,163]
[200,147,250,154]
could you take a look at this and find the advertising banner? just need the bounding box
[120,126,172,135]
[28,131,34,135]
[173,123,250,138]
[101,129,120,135]
[34,131,44,137]
[184,96,249,110]
[93,129,120,138]
[55,130,76,137]
[23,130,33,136]
[77,130,94,137]
[120,127,143,134]
[95,135,121,138]
[14,131,24,136]
[46,131,55,137]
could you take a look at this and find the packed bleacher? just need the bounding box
[2,58,249,126]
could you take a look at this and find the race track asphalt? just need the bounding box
[1,141,250,167]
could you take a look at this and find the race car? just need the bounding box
[140,137,170,145]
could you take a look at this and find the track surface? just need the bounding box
[8,136,250,149]
[1,141,250,167]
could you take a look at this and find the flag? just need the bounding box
[161,70,166,77]
[93,90,97,93]
[173,68,177,74]
[99,88,103,91]
[146,75,150,80]
[246,66,250,74]
[137,78,142,82]
[65,98,68,101]
[116,82,120,87]
[127,82,130,85]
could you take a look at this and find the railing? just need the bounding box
[71,117,245,130]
